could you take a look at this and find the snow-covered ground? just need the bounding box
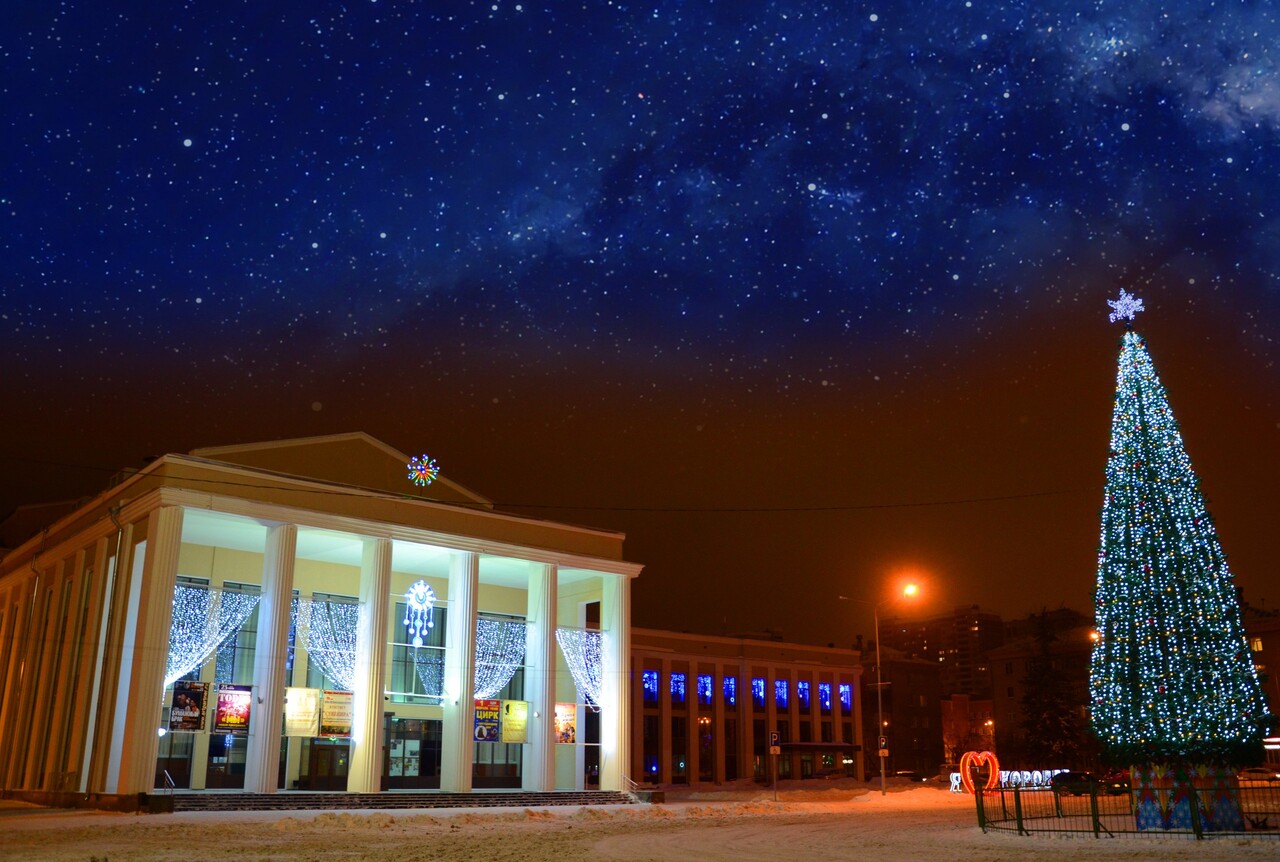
[3,780,1277,861]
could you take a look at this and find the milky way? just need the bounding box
[3,2,1278,641]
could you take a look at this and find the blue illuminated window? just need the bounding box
[775,679,789,709]
[671,672,687,703]
[839,683,852,711]
[723,676,737,706]
[752,677,766,708]
[818,682,832,713]
[697,674,713,706]
[797,680,810,711]
[642,670,659,705]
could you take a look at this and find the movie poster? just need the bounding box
[169,680,208,732]
[500,699,528,744]
[320,690,353,737]
[554,702,577,744]
[284,686,321,737]
[474,698,501,742]
[213,683,252,735]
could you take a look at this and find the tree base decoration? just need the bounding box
[1131,763,1244,832]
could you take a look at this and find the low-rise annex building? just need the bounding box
[630,628,866,785]
[0,433,641,808]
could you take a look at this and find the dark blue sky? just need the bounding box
[3,2,1277,644]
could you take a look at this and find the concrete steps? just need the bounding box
[164,789,637,812]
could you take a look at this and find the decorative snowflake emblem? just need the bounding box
[1107,288,1145,324]
[407,454,440,487]
[403,579,437,647]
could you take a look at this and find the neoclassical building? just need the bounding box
[0,433,640,807]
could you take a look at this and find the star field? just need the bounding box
[2,1,1278,642]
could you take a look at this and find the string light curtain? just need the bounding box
[410,618,528,701]
[1089,327,1271,764]
[295,597,360,692]
[555,628,604,707]
[165,584,260,686]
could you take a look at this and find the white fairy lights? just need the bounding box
[165,585,260,686]
[473,618,527,699]
[555,628,604,706]
[295,598,360,691]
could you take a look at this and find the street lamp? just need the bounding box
[840,582,920,796]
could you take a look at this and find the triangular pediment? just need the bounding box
[190,432,491,506]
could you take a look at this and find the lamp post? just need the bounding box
[841,582,919,796]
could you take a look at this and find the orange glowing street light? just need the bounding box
[839,580,922,795]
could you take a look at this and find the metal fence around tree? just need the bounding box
[975,782,1280,840]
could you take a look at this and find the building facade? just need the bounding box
[880,605,1004,699]
[630,629,865,784]
[0,433,641,807]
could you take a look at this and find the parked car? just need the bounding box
[893,770,929,782]
[1050,770,1130,796]
[1237,767,1280,785]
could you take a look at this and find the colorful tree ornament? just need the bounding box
[1089,291,1271,769]
[404,579,437,647]
[407,455,440,487]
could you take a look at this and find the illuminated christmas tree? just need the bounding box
[1089,290,1271,771]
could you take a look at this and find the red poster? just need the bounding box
[213,683,253,735]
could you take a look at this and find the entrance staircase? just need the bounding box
[164,789,637,812]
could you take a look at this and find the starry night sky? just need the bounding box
[2,1,1278,646]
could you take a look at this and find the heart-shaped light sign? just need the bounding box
[959,750,1000,795]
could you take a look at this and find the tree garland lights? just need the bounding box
[555,628,604,706]
[166,585,261,686]
[295,597,360,691]
[1089,323,1271,765]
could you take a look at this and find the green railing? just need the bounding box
[975,782,1280,840]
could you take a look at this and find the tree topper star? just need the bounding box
[1107,289,1145,324]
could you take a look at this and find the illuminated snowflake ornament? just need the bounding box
[1106,288,1145,324]
[407,455,440,487]
[403,579,437,647]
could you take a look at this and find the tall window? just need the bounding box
[642,670,660,706]
[216,582,261,685]
[818,682,832,714]
[697,674,713,707]
[390,602,447,704]
[723,676,737,707]
[670,672,687,705]
[752,678,766,710]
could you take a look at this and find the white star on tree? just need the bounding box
[1107,288,1145,324]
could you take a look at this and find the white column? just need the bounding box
[347,537,391,792]
[522,563,557,791]
[440,551,478,792]
[243,524,297,793]
[110,506,184,795]
[599,573,630,792]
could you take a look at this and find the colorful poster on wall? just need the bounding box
[213,683,252,735]
[474,698,501,742]
[554,702,576,744]
[320,689,354,737]
[500,699,528,744]
[284,687,321,737]
[169,680,208,732]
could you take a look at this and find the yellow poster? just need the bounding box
[284,687,321,737]
[501,699,528,744]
